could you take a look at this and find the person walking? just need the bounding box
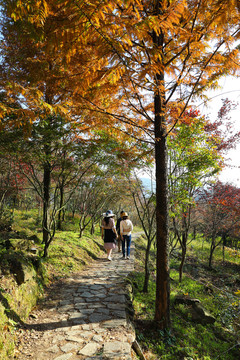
[120,212,133,260]
[101,210,117,261]
[116,210,125,252]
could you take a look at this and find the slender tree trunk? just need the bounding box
[72,209,75,218]
[179,212,190,282]
[42,160,51,257]
[179,234,187,283]
[43,240,50,258]
[79,227,83,238]
[208,238,215,268]
[91,221,95,235]
[57,183,64,230]
[222,234,226,262]
[143,238,152,293]
[193,226,196,240]
[38,202,41,218]
[79,215,85,238]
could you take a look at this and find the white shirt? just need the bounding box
[120,219,133,236]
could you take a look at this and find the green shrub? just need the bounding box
[0,208,14,232]
[130,235,240,360]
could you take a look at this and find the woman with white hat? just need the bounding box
[120,212,133,259]
[101,210,117,261]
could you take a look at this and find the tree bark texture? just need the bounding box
[154,114,170,328]
[153,0,170,329]
[154,80,170,327]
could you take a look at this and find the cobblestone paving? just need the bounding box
[16,236,138,360]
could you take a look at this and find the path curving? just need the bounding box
[15,235,139,360]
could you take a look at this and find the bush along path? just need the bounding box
[14,235,140,360]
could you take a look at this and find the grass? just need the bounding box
[4,209,106,280]
[0,209,105,359]
[45,231,105,280]
[130,235,240,360]
[1,211,239,359]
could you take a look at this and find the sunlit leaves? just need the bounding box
[1,0,239,141]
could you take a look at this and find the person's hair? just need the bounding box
[104,216,111,225]
[120,210,125,214]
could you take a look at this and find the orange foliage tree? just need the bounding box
[1,0,240,329]
[0,0,145,256]
[56,0,239,329]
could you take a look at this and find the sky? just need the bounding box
[140,76,240,188]
[198,76,240,186]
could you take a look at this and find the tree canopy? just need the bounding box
[0,0,239,329]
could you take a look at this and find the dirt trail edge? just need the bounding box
[15,234,141,360]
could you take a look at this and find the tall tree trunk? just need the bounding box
[154,124,170,328]
[153,0,170,330]
[153,53,170,329]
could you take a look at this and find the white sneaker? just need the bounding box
[107,256,112,261]
[121,256,126,260]
[126,256,130,260]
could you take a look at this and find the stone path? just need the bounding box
[15,235,139,360]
